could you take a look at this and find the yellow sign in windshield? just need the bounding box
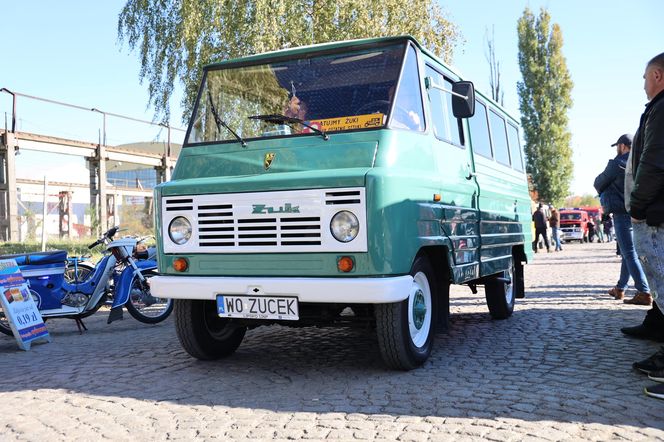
[305,113,384,133]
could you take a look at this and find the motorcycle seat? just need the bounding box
[0,250,68,266]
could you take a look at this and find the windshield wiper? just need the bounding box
[207,91,247,147]
[248,114,329,141]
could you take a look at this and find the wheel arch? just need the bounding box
[512,244,526,299]
[417,245,452,332]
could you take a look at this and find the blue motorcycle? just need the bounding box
[0,226,172,335]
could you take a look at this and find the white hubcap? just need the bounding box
[408,271,432,348]
[505,266,514,304]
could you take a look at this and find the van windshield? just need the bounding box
[561,213,582,220]
[187,43,407,145]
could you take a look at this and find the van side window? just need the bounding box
[391,45,425,132]
[425,65,462,146]
[488,109,510,166]
[507,123,524,172]
[468,100,492,158]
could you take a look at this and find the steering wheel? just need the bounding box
[356,100,391,115]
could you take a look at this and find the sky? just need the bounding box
[1,0,661,195]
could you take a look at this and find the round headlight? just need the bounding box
[168,216,192,245]
[330,211,359,243]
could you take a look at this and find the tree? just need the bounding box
[564,194,600,208]
[484,26,503,106]
[517,7,573,206]
[118,0,460,124]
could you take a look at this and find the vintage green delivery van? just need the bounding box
[150,36,534,369]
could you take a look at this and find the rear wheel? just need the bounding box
[485,258,516,319]
[174,299,246,360]
[375,255,438,370]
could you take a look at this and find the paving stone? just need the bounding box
[1,242,663,440]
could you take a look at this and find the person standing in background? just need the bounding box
[532,203,550,253]
[594,134,651,304]
[623,52,664,400]
[595,215,605,243]
[603,214,614,242]
[549,207,562,251]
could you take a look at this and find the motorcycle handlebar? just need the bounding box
[88,226,120,249]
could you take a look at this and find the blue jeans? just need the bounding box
[551,227,562,250]
[633,222,664,310]
[613,213,650,293]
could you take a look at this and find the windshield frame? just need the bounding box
[183,39,411,147]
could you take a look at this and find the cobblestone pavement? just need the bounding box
[1,241,663,441]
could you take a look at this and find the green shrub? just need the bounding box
[0,240,103,261]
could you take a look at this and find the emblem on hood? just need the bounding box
[264,152,276,170]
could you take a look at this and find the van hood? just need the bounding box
[158,167,371,195]
[171,138,377,180]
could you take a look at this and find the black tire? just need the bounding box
[0,307,12,336]
[485,258,516,319]
[174,299,246,360]
[125,269,173,324]
[375,255,438,370]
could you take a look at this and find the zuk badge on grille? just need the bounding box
[264,153,276,170]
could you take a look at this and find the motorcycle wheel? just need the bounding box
[125,269,173,324]
[64,262,95,283]
[0,307,12,336]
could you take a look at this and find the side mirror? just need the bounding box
[452,81,475,118]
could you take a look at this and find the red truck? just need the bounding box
[559,209,590,243]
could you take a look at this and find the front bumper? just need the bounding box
[150,275,413,304]
[561,229,583,239]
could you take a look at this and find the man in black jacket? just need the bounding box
[532,203,550,253]
[620,52,664,400]
[594,134,650,304]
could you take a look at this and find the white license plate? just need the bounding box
[216,295,299,320]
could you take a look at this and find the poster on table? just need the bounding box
[0,259,51,350]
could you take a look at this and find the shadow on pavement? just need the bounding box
[0,301,661,432]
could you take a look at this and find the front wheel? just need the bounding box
[0,307,12,336]
[125,270,173,324]
[174,299,246,360]
[375,255,438,370]
[485,259,516,319]
[64,261,95,283]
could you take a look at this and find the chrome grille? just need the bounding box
[162,188,367,253]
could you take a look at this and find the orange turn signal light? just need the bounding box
[337,256,354,273]
[173,257,189,272]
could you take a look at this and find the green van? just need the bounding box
[150,36,534,370]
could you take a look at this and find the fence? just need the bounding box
[0,88,185,243]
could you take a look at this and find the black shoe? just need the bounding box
[621,324,664,342]
[644,383,664,400]
[633,347,664,374]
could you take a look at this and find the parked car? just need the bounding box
[559,209,590,243]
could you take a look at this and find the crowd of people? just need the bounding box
[534,53,664,400]
[593,53,664,400]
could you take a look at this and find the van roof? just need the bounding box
[206,35,429,68]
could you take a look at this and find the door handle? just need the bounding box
[465,163,476,180]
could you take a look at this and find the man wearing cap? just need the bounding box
[594,134,651,305]
[620,52,664,400]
